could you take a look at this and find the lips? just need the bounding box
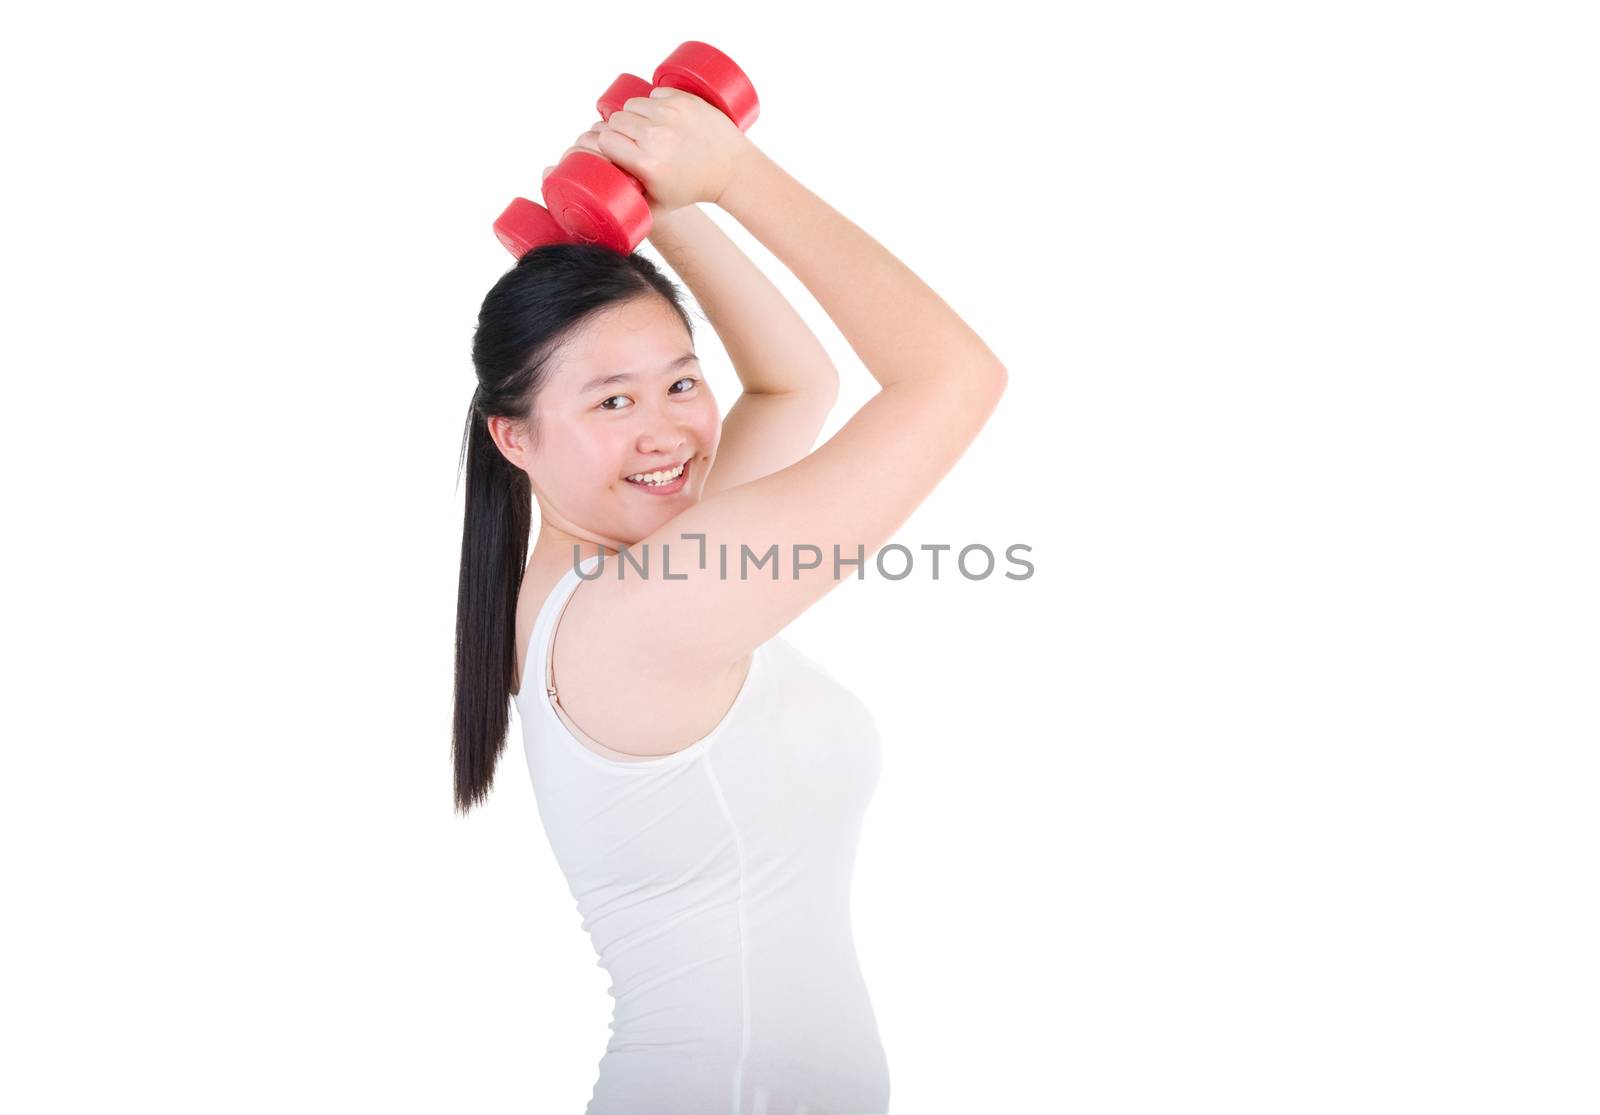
[620,454,691,489]
[623,457,691,483]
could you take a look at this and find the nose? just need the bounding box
[637,436,688,462]
[636,418,689,458]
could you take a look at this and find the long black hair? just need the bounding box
[453,241,694,815]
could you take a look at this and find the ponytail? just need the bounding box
[452,399,532,813]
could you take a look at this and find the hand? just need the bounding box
[594,87,754,212]
[542,117,683,227]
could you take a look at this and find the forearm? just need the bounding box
[646,204,838,398]
[717,144,1007,392]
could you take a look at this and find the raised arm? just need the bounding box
[583,91,1008,688]
[645,203,841,494]
[647,203,839,400]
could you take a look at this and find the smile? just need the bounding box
[624,458,691,489]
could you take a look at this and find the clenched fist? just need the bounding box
[592,87,757,214]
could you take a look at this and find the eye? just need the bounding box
[597,377,699,411]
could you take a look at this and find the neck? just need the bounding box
[535,522,625,572]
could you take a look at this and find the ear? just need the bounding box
[485,414,524,469]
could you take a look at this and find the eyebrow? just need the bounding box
[579,353,699,395]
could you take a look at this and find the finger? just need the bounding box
[594,125,641,161]
[652,85,704,108]
[621,94,664,118]
[601,109,644,140]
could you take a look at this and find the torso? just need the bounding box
[513,549,755,763]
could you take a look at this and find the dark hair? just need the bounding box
[453,242,694,815]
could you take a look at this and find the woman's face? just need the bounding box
[524,294,722,550]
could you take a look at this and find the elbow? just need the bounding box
[965,352,1008,397]
[929,363,1007,418]
[971,362,1008,404]
[807,374,843,412]
[820,370,843,407]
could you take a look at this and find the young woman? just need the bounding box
[454,87,1007,1115]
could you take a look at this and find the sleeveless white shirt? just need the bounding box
[515,553,891,1115]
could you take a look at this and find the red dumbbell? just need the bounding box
[493,41,760,259]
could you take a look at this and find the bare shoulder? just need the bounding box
[513,562,563,697]
[541,567,756,760]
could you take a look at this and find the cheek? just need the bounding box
[540,430,621,490]
[694,402,723,453]
[571,429,626,467]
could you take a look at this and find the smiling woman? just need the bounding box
[451,90,1003,1115]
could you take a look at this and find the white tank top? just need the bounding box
[516,552,891,1115]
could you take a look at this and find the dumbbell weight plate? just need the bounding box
[597,73,653,121]
[652,40,759,131]
[493,197,568,259]
[541,149,651,254]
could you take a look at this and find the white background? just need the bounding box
[3,1,1596,1112]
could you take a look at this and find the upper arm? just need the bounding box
[572,365,1008,683]
[699,386,840,499]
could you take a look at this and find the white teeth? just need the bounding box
[626,461,686,485]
